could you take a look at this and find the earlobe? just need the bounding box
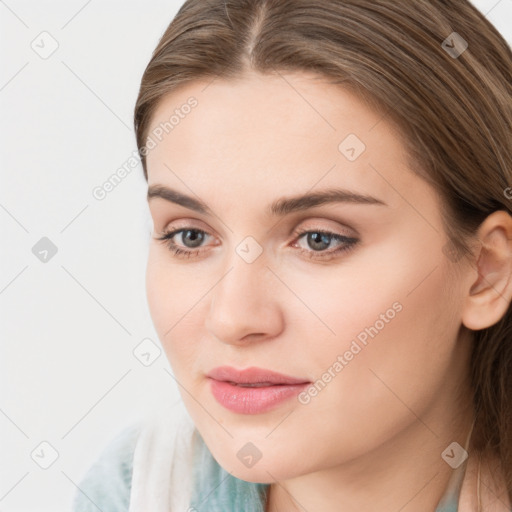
[461,210,512,331]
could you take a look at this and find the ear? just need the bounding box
[461,210,512,331]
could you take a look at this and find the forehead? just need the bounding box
[145,71,426,211]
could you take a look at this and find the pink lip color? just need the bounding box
[207,366,310,414]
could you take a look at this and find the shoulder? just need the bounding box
[71,422,142,512]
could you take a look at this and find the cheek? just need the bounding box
[294,243,463,433]
[290,227,460,366]
[145,247,209,366]
[145,248,173,334]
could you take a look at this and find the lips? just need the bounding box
[206,366,310,386]
[207,366,311,414]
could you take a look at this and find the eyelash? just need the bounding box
[155,226,359,261]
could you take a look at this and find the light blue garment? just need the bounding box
[189,431,268,511]
[73,423,464,511]
[72,423,142,512]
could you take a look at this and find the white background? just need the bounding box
[0,1,511,510]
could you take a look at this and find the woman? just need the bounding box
[74,0,512,510]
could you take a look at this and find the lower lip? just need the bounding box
[209,378,309,414]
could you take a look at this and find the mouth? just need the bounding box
[226,382,281,387]
[206,366,311,414]
[206,365,310,385]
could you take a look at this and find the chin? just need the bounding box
[210,446,302,484]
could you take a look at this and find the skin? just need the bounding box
[144,69,512,511]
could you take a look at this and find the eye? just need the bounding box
[154,225,359,261]
[155,227,212,258]
[291,227,359,260]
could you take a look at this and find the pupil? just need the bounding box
[184,230,203,248]
[308,232,330,251]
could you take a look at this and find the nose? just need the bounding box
[204,252,284,346]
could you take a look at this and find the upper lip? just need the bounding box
[207,366,310,385]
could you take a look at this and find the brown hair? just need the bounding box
[134,0,512,501]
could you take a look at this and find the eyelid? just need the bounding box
[155,219,211,234]
[159,216,357,240]
[288,217,357,238]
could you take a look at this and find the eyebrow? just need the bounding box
[147,184,387,216]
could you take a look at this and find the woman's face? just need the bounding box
[145,70,473,483]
